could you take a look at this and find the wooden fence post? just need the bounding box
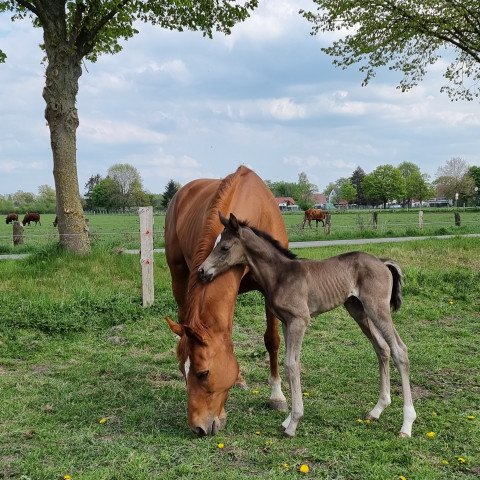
[372,212,378,230]
[139,206,154,307]
[13,221,24,246]
[454,212,461,226]
[324,213,331,235]
[418,211,424,230]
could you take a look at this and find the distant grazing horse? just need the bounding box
[22,212,41,226]
[5,213,18,224]
[165,166,289,436]
[199,213,416,438]
[303,208,327,228]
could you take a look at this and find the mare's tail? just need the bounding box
[382,259,403,311]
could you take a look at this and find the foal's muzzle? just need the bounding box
[198,266,213,282]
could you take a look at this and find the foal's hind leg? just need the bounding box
[264,306,288,411]
[344,298,392,421]
[363,301,416,437]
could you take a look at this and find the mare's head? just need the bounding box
[197,212,247,282]
[166,316,239,436]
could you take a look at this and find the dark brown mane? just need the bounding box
[239,220,297,260]
[184,166,247,332]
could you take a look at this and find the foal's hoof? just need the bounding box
[398,432,411,438]
[269,399,288,412]
[365,414,379,422]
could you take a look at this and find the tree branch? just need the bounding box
[15,0,38,16]
[76,0,132,57]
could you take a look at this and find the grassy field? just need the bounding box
[0,238,479,479]
[1,209,480,254]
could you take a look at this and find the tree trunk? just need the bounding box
[43,43,90,253]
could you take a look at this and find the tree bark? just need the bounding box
[42,40,90,253]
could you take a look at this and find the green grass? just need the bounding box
[0,238,479,479]
[1,209,480,254]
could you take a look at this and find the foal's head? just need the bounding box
[198,212,248,282]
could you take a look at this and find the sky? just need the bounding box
[1,0,480,197]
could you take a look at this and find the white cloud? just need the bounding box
[283,155,356,170]
[79,118,167,145]
[136,59,190,83]
[266,97,307,120]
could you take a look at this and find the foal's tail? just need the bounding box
[382,259,403,311]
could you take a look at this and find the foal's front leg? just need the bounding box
[281,317,308,437]
[265,306,288,411]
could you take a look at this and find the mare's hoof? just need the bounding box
[269,399,288,412]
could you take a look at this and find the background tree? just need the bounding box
[84,174,102,211]
[302,0,480,101]
[36,184,57,213]
[0,1,259,252]
[434,157,475,205]
[161,179,181,210]
[398,162,433,207]
[350,166,366,205]
[90,178,119,213]
[468,166,480,206]
[107,163,146,213]
[362,165,406,209]
[294,172,317,210]
[338,179,357,207]
[266,180,298,199]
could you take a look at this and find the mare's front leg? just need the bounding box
[281,317,308,437]
[265,306,287,411]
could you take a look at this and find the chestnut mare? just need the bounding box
[302,208,327,228]
[198,213,417,438]
[165,166,288,436]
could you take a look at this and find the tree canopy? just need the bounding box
[0,0,259,252]
[302,0,480,101]
[362,164,406,208]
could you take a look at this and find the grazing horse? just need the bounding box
[302,208,327,228]
[22,212,41,226]
[165,166,288,436]
[5,213,18,224]
[198,213,416,438]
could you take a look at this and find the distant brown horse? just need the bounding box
[5,213,18,224]
[165,166,288,436]
[303,208,327,228]
[199,213,416,438]
[22,212,41,226]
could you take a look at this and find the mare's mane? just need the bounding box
[238,220,297,260]
[183,166,247,334]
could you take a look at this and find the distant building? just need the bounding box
[275,197,299,211]
[312,193,327,208]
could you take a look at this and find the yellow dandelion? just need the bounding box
[467,415,476,420]
[255,431,261,435]
[98,417,108,424]
[432,411,438,416]
[426,431,436,438]
[441,460,449,465]
[356,418,364,423]
[448,300,454,304]
[303,392,310,397]
[299,464,310,474]
[217,443,225,449]
[282,463,290,470]
[399,476,407,480]
[457,457,466,464]
[64,476,72,480]
[251,389,260,395]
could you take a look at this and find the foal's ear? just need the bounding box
[165,316,184,337]
[228,213,239,231]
